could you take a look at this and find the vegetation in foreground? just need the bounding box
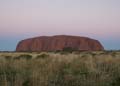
[0,51,120,86]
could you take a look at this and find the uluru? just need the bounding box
[16,35,104,52]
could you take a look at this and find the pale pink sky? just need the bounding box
[0,0,120,50]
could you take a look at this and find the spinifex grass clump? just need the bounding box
[0,59,32,86]
[0,51,120,86]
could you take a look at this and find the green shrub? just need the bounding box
[36,53,49,59]
[14,54,32,60]
[54,50,61,53]
[59,51,69,55]
[62,47,78,53]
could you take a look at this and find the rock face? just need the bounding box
[16,35,104,52]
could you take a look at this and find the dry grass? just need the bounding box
[0,51,120,86]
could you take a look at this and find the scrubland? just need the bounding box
[0,51,120,86]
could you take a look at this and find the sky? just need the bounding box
[0,0,120,51]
